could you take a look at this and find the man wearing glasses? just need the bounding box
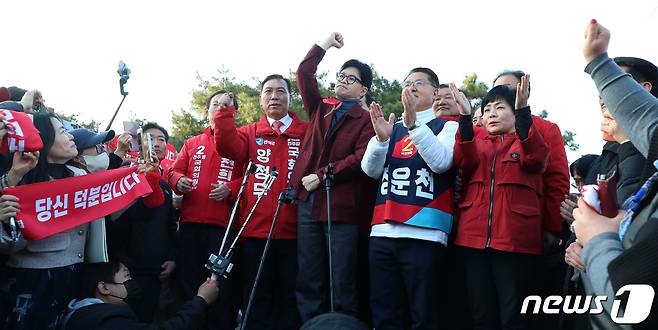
[361,68,458,329]
[291,32,375,322]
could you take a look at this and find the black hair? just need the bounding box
[261,74,292,94]
[614,57,658,98]
[406,68,440,88]
[141,122,169,142]
[481,85,516,112]
[77,262,124,299]
[362,92,374,107]
[437,83,450,89]
[206,90,239,111]
[494,70,531,93]
[569,154,599,183]
[340,59,373,90]
[22,112,76,184]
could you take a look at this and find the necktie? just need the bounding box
[272,120,283,135]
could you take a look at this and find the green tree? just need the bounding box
[538,110,580,151]
[169,108,205,150]
[57,112,101,131]
[562,130,580,151]
[370,66,403,120]
[460,73,489,109]
[189,68,262,127]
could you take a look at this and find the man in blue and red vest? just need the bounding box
[213,74,308,329]
[361,68,458,329]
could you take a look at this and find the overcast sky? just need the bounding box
[3,0,657,162]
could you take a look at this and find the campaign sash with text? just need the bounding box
[4,167,152,240]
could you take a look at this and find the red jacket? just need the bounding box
[454,126,549,255]
[290,44,375,223]
[532,116,569,236]
[167,127,242,227]
[214,109,308,240]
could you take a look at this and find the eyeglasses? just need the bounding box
[95,144,107,154]
[336,72,364,85]
[403,79,432,88]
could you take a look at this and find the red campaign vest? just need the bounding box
[168,127,241,226]
[234,114,308,239]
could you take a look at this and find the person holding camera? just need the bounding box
[61,261,218,330]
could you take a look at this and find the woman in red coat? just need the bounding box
[451,77,549,330]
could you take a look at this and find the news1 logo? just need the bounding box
[521,284,655,324]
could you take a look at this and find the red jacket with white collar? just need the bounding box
[214,109,308,239]
[167,127,242,227]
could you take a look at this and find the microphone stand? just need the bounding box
[325,162,335,312]
[240,187,293,330]
[217,160,256,258]
[206,168,278,280]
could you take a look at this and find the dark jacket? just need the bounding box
[615,141,645,204]
[63,297,206,330]
[290,44,375,223]
[108,180,176,275]
[592,141,645,206]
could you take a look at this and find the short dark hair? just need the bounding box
[206,90,239,110]
[569,154,599,181]
[494,70,530,93]
[77,262,123,299]
[614,57,658,98]
[481,85,516,111]
[142,122,169,142]
[406,68,440,88]
[341,59,373,90]
[261,74,292,94]
[437,83,450,89]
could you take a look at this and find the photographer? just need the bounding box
[61,262,218,330]
[107,123,177,322]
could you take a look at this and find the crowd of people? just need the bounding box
[0,20,657,330]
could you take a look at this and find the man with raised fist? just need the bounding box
[291,32,375,321]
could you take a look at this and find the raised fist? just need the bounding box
[320,32,344,50]
[583,19,610,64]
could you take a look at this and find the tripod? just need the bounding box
[206,168,278,280]
[240,188,294,330]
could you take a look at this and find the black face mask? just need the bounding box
[108,279,144,308]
